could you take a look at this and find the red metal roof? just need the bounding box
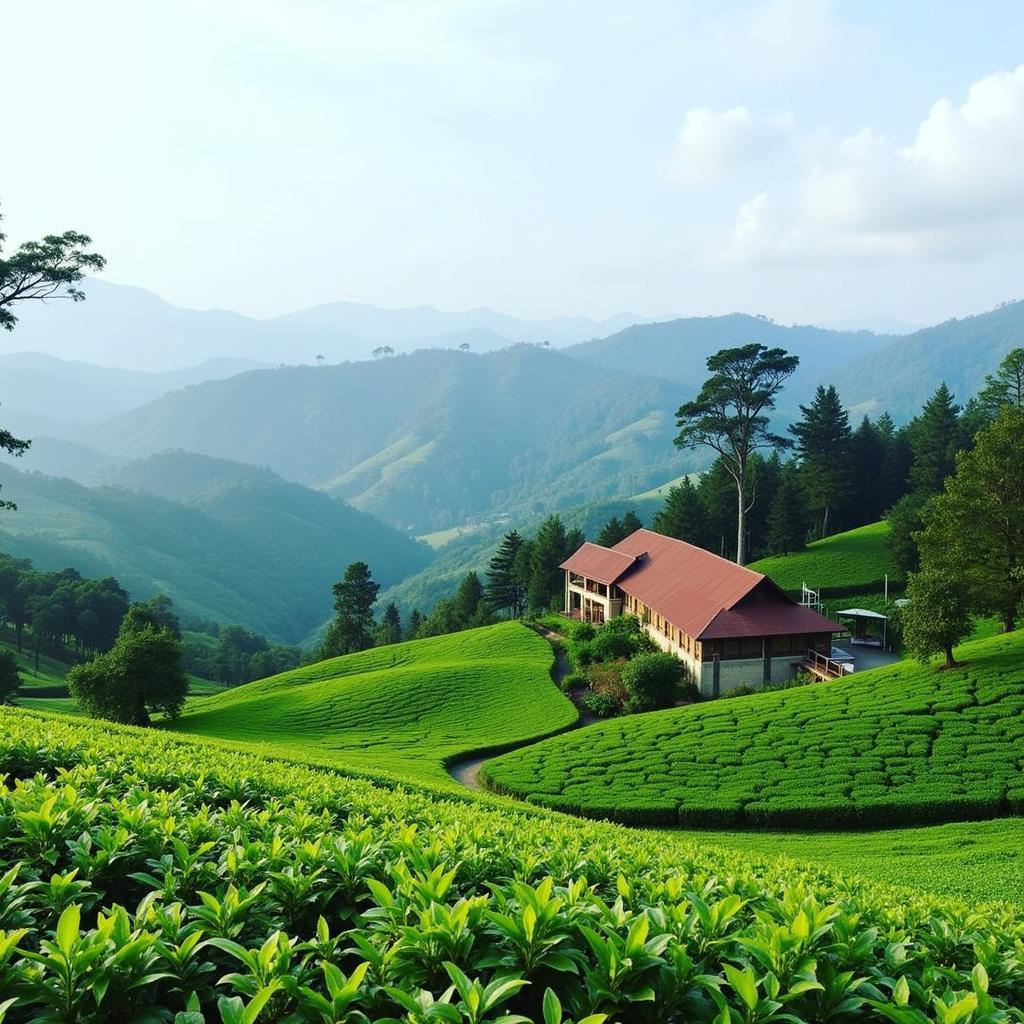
[562,528,843,640]
[699,604,844,640]
[560,543,638,585]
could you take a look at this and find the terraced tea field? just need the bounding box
[170,621,577,783]
[2,706,1022,1022]
[483,629,1024,828]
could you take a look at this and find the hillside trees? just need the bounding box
[0,649,20,703]
[766,462,807,555]
[377,602,403,646]
[652,477,707,546]
[908,383,963,495]
[621,651,682,713]
[416,572,494,637]
[68,617,188,725]
[319,561,380,658]
[674,344,799,564]
[790,384,852,538]
[528,514,580,612]
[977,346,1024,416]
[916,406,1024,632]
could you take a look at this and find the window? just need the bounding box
[724,640,740,657]
[741,638,762,657]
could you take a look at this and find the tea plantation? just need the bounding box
[1,707,1022,1022]
[169,621,578,784]
[482,629,1024,828]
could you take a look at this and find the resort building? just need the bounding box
[561,528,843,697]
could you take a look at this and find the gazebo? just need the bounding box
[835,608,889,648]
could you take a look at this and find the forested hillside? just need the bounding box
[87,346,691,531]
[0,459,431,641]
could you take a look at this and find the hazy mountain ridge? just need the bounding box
[0,454,431,642]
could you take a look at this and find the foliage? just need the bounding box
[650,477,707,548]
[483,629,1024,828]
[527,516,577,614]
[917,407,1024,632]
[1,708,1023,1022]
[621,652,682,713]
[320,562,380,658]
[377,602,403,646]
[67,620,188,725]
[484,530,526,619]
[886,493,926,576]
[580,690,622,718]
[594,510,642,548]
[415,573,495,639]
[674,343,799,564]
[908,383,965,495]
[183,623,301,687]
[902,567,973,668]
[565,616,651,670]
[0,648,20,702]
[765,462,807,556]
[172,622,577,784]
[977,346,1024,418]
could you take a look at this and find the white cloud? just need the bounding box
[718,65,1024,265]
[659,106,797,187]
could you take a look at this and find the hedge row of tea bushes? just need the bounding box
[170,622,578,784]
[2,708,1023,1022]
[482,630,1024,828]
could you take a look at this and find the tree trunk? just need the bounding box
[1003,612,1016,633]
[822,505,830,539]
[943,644,958,668]
[736,480,747,565]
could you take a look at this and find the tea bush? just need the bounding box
[0,707,1022,1021]
[483,629,1024,828]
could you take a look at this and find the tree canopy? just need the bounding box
[319,561,380,658]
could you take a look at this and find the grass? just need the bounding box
[2,706,1022,1022]
[750,520,896,596]
[169,621,578,783]
[482,629,1024,828]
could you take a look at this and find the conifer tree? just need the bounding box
[977,347,1024,417]
[908,383,962,495]
[319,561,379,658]
[766,463,807,555]
[848,416,886,526]
[789,384,852,539]
[454,572,490,627]
[485,530,526,618]
[652,477,707,545]
[407,608,423,638]
[527,514,571,613]
[377,602,403,646]
[620,509,643,536]
[596,516,624,548]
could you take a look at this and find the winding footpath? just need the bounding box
[446,626,596,791]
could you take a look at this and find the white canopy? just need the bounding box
[836,608,888,621]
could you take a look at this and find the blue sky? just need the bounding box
[3,1,1024,326]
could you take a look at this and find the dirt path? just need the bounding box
[445,624,595,791]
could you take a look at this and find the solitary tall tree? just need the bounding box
[789,384,852,539]
[675,344,799,564]
[319,561,380,658]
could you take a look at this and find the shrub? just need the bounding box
[582,690,622,717]
[621,652,682,712]
[560,671,589,693]
[0,649,21,703]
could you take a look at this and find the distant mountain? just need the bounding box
[0,350,264,438]
[0,454,431,643]
[563,314,894,410]
[816,316,921,335]
[86,346,694,533]
[832,300,1024,420]
[2,278,648,371]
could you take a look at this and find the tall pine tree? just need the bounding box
[376,602,403,646]
[766,462,807,555]
[485,530,526,618]
[318,561,379,658]
[596,516,625,547]
[789,384,852,539]
[527,514,571,613]
[652,477,707,546]
[909,383,962,496]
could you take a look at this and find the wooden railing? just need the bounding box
[804,648,854,679]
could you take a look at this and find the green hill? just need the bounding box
[87,346,694,532]
[2,703,1022,1022]
[170,621,578,783]
[482,629,1024,828]
[749,521,896,596]
[0,457,431,643]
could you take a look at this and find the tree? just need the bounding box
[0,410,29,512]
[620,509,643,536]
[0,208,106,332]
[319,561,379,658]
[652,477,707,546]
[121,595,180,639]
[407,608,423,638]
[902,566,972,668]
[621,652,682,713]
[766,462,807,555]
[0,649,20,704]
[908,383,963,496]
[848,416,886,526]
[527,514,571,613]
[977,347,1024,417]
[675,343,799,564]
[453,572,492,627]
[916,406,1024,632]
[696,458,737,558]
[377,602,403,646]
[596,516,624,548]
[789,384,852,538]
[485,530,526,618]
[67,623,187,725]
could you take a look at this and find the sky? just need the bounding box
[3,0,1024,326]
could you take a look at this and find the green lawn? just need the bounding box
[750,520,896,595]
[169,621,578,783]
[483,629,1024,828]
